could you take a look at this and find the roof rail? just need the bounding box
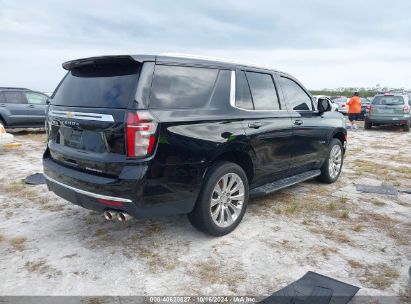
[0,87,29,90]
[159,52,279,72]
[388,88,405,91]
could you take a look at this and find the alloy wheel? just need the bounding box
[328,145,342,179]
[210,173,245,228]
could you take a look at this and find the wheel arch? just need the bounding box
[331,128,347,153]
[0,106,12,126]
[210,150,255,185]
[0,114,7,126]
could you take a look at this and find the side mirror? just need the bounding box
[46,98,51,105]
[318,98,331,113]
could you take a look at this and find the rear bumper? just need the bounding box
[43,156,204,218]
[44,174,132,203]
[45,174,141,216]
[365,116,410,125]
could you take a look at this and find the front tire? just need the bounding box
[318,139,344,184]
[188,161,249,236]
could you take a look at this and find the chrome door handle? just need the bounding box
[294,120,303,126]
[248,122,262,129]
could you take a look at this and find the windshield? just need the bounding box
[51,62,140,108]
[330,96,346,100]
[372,96,404,105]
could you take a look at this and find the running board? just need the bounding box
[250,170,321,198]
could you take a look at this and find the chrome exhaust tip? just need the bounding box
[117,212,132,222]
[103,210,117,221]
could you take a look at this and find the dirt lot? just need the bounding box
[0,125,410,300]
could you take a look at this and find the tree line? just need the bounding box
[310,87,410,98]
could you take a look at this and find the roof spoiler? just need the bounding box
[62,55,154,71]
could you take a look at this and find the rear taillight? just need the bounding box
[403,104,410,113]
[126,111,158,158]
[366,104,372,112]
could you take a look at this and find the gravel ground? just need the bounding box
[0,125,410,301]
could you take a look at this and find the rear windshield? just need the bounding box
[372,96,404,105]
[51,62,140,108]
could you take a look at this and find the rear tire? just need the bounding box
[403,124,410,132]
[188,161,249,236]
[364,120,372,130]
[318,139,343,184]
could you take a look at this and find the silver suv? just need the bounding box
[364,92,411,132]
[0,87,49,128]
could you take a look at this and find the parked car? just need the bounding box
[364,92,411,132]
[43,54,347,236]
[313,95,338,112]
[331,96,349,114]
[0,122,14,147]
[0,87,49,128]
[358,97,371,120]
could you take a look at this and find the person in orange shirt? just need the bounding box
[347,92,362,130]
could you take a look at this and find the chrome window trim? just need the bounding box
[230,70,290,113]
[44,174,132,203]
[48,110,114,122]
[230,70,236,108]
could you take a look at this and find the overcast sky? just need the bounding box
[1,0,411,92]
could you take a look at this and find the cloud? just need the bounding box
[0,0,410,90]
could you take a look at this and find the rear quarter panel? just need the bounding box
[145,109,248,211]
[151,109,248,166]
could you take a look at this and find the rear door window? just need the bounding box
[235,71,253,110]
[3,91,27,104]
[245,72,280,110]
[149,65,218,109]
[279,77,313,111]
[25,92,48,105]
[51,62,140,108]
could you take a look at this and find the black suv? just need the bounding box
[0,87,49,128]
[43,55,347,236]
